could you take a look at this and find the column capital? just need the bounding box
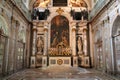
[32,27,37,31]
[44,21,49,26]
[44,26,48,32]
[33,21,38,26]
[72,26,76,31]
[70,22,76,27]
[83,27,88,32]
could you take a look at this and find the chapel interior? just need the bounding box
[0,0,120,80]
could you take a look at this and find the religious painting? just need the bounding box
[70,0,87,7]
[51,15,69,48]
[36,35,44,54]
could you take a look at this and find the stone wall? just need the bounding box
[0,0,31,76]
[90,0,120,74]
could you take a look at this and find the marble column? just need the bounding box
[31,22,37,68]
[71,22,78,67]
[83,28,90,67]
[42,22,48,67]
[43,23,48,55]
[83,28,88,56]
[72,25,76,56]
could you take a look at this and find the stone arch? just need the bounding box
[0,15,9,36]
[112,15,120,36]
[47,11,72,23]
[47,9,73,47]
[111,15,120,73]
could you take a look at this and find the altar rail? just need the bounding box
[48,48,72,56]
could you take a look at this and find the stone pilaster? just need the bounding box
[42,22,48,67]
[31,22,37,68]
[71,22,78,67]
[43,22,48,55]
[72,26,76,56]
[83,28,88,56]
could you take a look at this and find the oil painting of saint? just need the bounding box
[51,15,69,48]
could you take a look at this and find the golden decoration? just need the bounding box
[57,59,63,65]
[56,8,64,15]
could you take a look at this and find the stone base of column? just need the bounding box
[42,56,47,68]
[78,55,90,68]
[73,56,78,67]
[84,56,90,67]
[30,56,36,68]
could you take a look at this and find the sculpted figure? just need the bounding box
[77,36,82,53]
[37,37,44,54]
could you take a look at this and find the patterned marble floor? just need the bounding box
[2,66,120,80]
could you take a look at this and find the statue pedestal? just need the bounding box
[78,51,83,55]
[37,52,43,55]
[84,56,90,67]
[78,55,90,68]
[73,56,78,67]
[42,56,47,67]
[30,56,36,68]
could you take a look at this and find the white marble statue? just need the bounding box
[37,36,44,54]
[77,36,83,54]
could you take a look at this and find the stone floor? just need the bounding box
[1,66,120,80]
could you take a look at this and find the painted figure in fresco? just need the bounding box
[77,36,82,53]
[70,0,87,7]
[51,32,59,47]
[37,36,44,54]
[51,15,69,48]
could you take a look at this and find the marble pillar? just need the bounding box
[72,23,78,67]
[43,24,48,55]
[72,25,76,56]
[83,28,90,67]
[42,22,48,67]
[83,28,88,56]
[31,22,37,68]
